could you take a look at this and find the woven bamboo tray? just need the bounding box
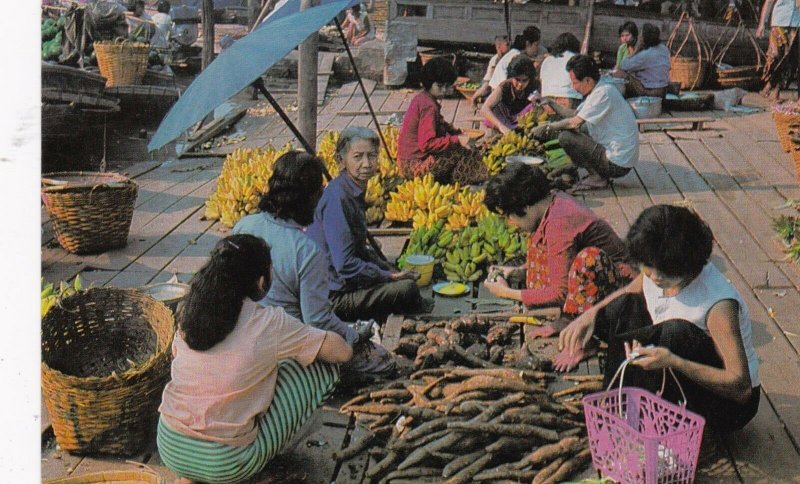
[41,288,174,456]
[772,107,800,152]
[94,40,149,87]
[42,172,138,254]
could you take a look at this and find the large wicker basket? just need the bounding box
[41,288,174,456]
[772,105,800,152]
[668,13,711,91]
[711,15,765,91]
[94,40,150,87]
[42,172,138,255]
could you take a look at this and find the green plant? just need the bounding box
[41,275,82,318]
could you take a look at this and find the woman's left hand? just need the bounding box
[626,340,677,370]
[483,276,510,298]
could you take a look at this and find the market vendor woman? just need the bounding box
[397,57,487,185]
[556,205,760,431]
[481,54,539,135]
[157,234,352,483]
[310,127,433,322]
[482,163,631,327]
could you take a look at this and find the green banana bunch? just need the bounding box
[41,275,83,318]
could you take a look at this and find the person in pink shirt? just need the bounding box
[482,163,633,333]
[397,57,487,185]
[157,234,352,484]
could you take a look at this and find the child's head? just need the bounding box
[259,150,326,226]
[619,21,638,47]
[420,56,457,96]
[626,205,713,286]
[179,234,271,351]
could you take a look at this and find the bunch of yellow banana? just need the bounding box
[204,145,291,228]
[317,130,340,181]
[482,131,541,176]
[385,174,459,229]
[515,105,551,138]
[366,205,385,226]
[378,124,401,179]
[365,176,385,207]
[442,227,489,282]
[41,275,82,318]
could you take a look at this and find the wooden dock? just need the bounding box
[41,86,800,482]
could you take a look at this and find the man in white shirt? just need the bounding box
[149,0,173,49]
[532,55,639,190]
[471,35,511,107]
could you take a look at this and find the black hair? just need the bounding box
[507,54,536,79]
[549,32,581,58]
[566,54,600,82]
[352,4,361,13]
[625,205,713,281]
[128,0,145,11]
[511,26,541,50]
[180,234,272,351]
[494,34,509,42]
[640,23,661,50]
[258,150,325,226]
[619,21,639,42]
[484,163,550,217]
[157,0,170,13]
[420,56,457,90]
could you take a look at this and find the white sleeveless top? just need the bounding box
[642,263,760,387]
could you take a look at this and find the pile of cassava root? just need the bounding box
[336,365,604,484]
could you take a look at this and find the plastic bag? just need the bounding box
[713,87,747,111]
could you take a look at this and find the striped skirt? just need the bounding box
[157,359,339,483]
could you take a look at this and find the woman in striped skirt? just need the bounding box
[157,234,353,483]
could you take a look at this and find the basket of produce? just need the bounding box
[41,288,174,456]
[667,13,711,91]
[94,40,149,87]
[662,92,714,111]
[771,103,800,152]
[42,172,138,255]
[456,81,481,100]
[44,470,161,484]
[583,359,705,484]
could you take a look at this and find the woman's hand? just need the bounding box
[391,270,420,281]
[487,264,517,281]
[483,276,510,298]
[557,311,596,360]
[626,339,677,370]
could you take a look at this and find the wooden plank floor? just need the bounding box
[42,90,800,482]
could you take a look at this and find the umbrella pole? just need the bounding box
[504,0,511,42]
[333,17,395,164]
[252,78,319,159]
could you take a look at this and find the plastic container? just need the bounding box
[405,254,435,287]
[140,275,190,314]
[628,96,663,118]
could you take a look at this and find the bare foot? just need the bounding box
[552,343,598,372]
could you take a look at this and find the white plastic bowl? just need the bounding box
[628,96,662,118]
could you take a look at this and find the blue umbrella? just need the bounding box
[148,0,358,152]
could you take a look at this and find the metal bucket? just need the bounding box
[628,96,663,118]
[140,276,189,315]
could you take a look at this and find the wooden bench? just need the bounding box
[636,116,713,132]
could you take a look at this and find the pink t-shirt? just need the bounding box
[159,299,326,447]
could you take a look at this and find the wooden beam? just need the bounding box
[298,0,319,149]
[201,0,215,70]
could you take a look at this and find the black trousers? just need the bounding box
[593,293,760,432]
[330,279,422,322]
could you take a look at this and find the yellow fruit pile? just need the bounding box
[204,145,292,228]
[482,130,541,176]
[516,105,551,138]
[316,130,340,180]
[385,174,461,229]
[445,188,490,231]
[441,214,527,282]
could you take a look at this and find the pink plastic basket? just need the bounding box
[582,361,705,484]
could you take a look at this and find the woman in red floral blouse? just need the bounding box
[482,163,633,335]
[397,57,487,185]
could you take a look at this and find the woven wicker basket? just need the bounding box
[42,288,174,456]
[772,107,800,152]
[42,172,138,255]
[670,55,710,91]
[94,40,150,87]
[44,470,161,483]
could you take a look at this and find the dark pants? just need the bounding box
[558,130,631,181]
[594,293,760,432]
[331,279,422,322]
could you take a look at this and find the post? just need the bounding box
[201,0,215,70]
[580,0,595,55]
[298,0,319,151]
[248,0,261,29]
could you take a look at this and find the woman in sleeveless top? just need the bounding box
[555,205,760,432]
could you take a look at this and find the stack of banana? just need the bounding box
[385,174,461,229]
[316,130,341,180]
[482,130,541,176]
[515,106,551,138]
[445,188,490,230]
[203,145,291,228]
[396,219,449,268]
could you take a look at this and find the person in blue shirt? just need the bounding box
[613,23,671,99]
[309,127,432,322]
[234,151,395,379]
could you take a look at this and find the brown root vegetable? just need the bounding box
[394,340,421,358]
[443,390,492,410]
[442,449,484,478]
[541,448,592,484]
[473,466,537,482]
[559,427,585,438]
[489,345,505,364]
[416,320,448,333]
[442,376,544,398]
[531,456,565,484]
[472,392,527,422]
[446,422,560,441]
[388,429,449,451]
[551,381,604,398]
[501,410,582,430]
[409,367,452,380]
[341,393,370,411]
[368,414,393,430]
[447,316,491,333]
[484,436,533,454]
[520,436,583,467]
[446,367,552,381]
[381,467,441,482]
[445,453,494,484]
[396,432,461,470]
[425,327,451,345]
[347,403,441,421]
[562,401,583,415]
[562,374,604,382]
[486,323,515,345]
[401,416,463,442]
[371,424,394,436]
[370,389,412,401]
[450,344,500,369]
[333,431,377,461]
[416,343,451,368]
[365,450,400,479]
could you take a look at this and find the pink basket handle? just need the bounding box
[604,355,688,418]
